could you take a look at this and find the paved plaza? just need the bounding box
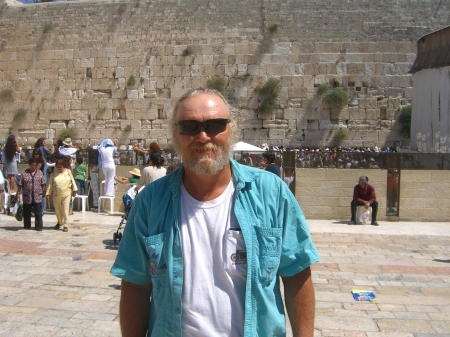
[0,211,449,336]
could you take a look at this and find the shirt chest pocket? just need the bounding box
[223,230,247,279]
[253,226,282,287]
[144,232,168,289]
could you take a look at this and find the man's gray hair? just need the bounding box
[359,175,369,183]
[168,88,239,154]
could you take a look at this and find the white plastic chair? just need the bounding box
[72,180,91,212]
[98,180,117,214]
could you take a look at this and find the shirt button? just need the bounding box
[175,307,180,314]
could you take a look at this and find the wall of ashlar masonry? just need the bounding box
[294,169,450,222]
[0,0,448,149]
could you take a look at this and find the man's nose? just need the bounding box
[196,129,211,142]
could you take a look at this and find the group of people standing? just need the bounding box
[1,136,80,232]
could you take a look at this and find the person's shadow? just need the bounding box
[433,259,450,263]
[103,239,119,251]
[0,225,25,231]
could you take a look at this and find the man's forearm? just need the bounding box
[120,280,153,337]
[283,267,315,337]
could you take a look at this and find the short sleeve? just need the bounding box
[277,186,319,278]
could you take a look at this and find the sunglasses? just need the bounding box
[175,119,230,136]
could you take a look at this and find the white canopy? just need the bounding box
[233,141,266,152]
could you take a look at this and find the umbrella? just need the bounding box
[233,141,266,152]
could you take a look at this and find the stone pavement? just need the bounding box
[0,211,449,336]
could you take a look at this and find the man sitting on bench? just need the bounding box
[348,175,379,226]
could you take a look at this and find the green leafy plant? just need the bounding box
[13,108,27,121]
[333,128,348,141]
[182,47,193,56]
[254,78,281,114]
[323,88,349,109]
[236,74,249,81]
[398,105,412,138]
[317,83,329,96]
[0,89,12,101]
[124,125,132,133]
[127,75,136,87]
[96,107,106,115]
[58,128,78,139]
[117,4,126,15]
[43,23,53,34]
[206,77,226,93]
[268,23,280,33]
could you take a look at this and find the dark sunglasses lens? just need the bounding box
[178,120,201,135]
[204,120,228,134]
[178,119,229,135]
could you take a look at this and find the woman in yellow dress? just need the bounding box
[46,156,77,232]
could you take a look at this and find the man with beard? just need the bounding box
[110,88,319,337]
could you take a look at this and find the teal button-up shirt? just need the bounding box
[111,159,319,336]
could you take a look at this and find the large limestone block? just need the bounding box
[243,128,268,140]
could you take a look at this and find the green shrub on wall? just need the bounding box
[398,105,412,138]
[0,89,13,101]
[13,108,27,121]
[317,83,329,96]
[268,23,280,33]
[206,77,226,94]
[127,75,136,87]
[58,129,78,139]
[123,125,132,133]
[254,78,281,114]
[323,88,349,109]
[333,128,348,141]
[43,23,53,34]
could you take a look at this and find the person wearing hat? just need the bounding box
[348,175,379,226]
[115,167,141,185]
[58,138,78,157]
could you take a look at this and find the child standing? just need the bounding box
[73,156,87,195]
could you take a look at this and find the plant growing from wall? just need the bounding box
[236,74,249,81]
[317,83,329,96]
[43,23,53,34]
[123,125,132,133]
[127,75,136,87]
[0,89,12,101]
[254,78,281,114]
[117,4,126,15]
[398,105,412,138]
[323,88,349,109]
[96,107,106,116]
[268,23,280,33]
[182,47,193,56]
[13,108,27,121]
[58,128,78,139]
[206,77,226,94]
[333,128,347,141]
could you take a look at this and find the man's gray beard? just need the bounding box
[173,137,235,175]
[184,144,231,175]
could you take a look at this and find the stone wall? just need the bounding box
[0,0,448,149]
[22,162,448,221]
[294,168,450,222]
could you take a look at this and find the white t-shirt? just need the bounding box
[180,180,246,336]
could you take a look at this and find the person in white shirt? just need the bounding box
[98,138,117,196]
[135,152,166,192]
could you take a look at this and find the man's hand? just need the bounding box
[120,280,152,337]
[364,201,370,209]
[283,267,315,337]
